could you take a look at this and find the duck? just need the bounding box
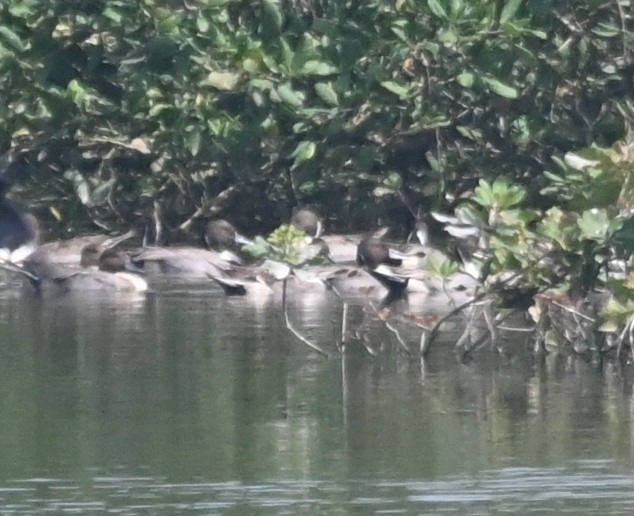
[354,228,413,304]
[0,176,39,265]
[46,245,148,293]
[204,260,290,297]
[23,230,136,278]
[131,217,251,278]
[204,218,253,263]
[290,208,324,238]
[289,208,360,263]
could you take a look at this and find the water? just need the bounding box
[1,273,634,514]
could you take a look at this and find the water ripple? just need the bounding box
[0,463,633,514]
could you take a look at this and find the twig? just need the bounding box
[86,137,152,154]
[461,310,517,359]
[421,289,491,355]
[338,302,349,352]
[497,325,534,332]
[483,300,498,348]
[282,278,329,357]
[422,271,530,355]
[368,301,413,356]
[549,299,596,322]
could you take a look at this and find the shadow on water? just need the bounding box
[1,273,634,514]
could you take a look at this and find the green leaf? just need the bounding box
[425,253,460,277]
[185,127,201,157]
[302,60,338,76]
[427,0,448,18]
[276,83,304,107]
[148,103,173,117]
[380,80,411,98]
[473,180,496,208]
[261,0,283,34]
[457,72,474,87]
[90,179,116,206]
[577,209,610,241]
[242,58,260,73]
[102,7,123,23]
[242,236,274,259]
[592,22,620,38]
[455,204,487,228]
[500,0,523,24]
[314,82,339,106]
[196,13,210,33]
[0,27,25,53]
[482,76,519,99]
[201,71,240,90]
[290,140,316,169]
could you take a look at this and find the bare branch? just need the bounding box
[282,278,329,357]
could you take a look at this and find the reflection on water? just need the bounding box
[1,463,634,514]
[1,273,634,514]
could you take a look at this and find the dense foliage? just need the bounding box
[1,0,632,237]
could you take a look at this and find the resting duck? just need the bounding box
[47,245,148,293]
[131,218,251,278]
[24,230,135,277]
[290,208,360,263]
[205,260,291,297]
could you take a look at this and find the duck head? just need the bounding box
[356,228,403,269]
[98,248,143,274]
[204,219,252,249]
[290,208,323,238]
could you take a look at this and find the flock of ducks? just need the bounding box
[1,175,477,310]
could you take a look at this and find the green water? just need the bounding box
[1,276,634,514]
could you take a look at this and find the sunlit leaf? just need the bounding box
[314,82,339,106]
[202,71,240,90]
[577,209,611,241]
[500,0,523,24]
[185,128,201,157]
[380,80,411,98]
[0,26,25,52]
[482,76,519,98]
[457,72,474,87]
[564,152,600,170]
[261,0,283,33]
[302,60,338,76]
[290,140,316,168]
[427,0,447,18]
[277,83,304,107]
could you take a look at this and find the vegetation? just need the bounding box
[2,0,634,357]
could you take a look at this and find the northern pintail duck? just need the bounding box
[291,208,324,238]
[205,260,291,297]
[131,218,250,278]
[24,230,136,277]
[204,218,253,263]
[46,245,148,293]
[354,228,413,304]
[290,208,360,263]
[0,176,38,265]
